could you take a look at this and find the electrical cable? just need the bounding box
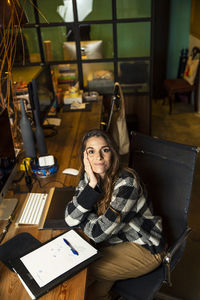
[42,125,58,138]
[0,201,18,244]
[24,160,33,192]
[31,173,65,193]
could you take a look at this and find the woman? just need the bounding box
[65,129,165,300]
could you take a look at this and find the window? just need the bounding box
[18,0,152,91]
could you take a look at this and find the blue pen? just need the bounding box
[63,238,79,255]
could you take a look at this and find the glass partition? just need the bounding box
[41,26,67,61]
[83,62,114,93]
[38,0,72,23]
[19,0,35,24]
[118,60,150,93]
[81,0,112,21]
[62,24,113,61]
[23,28,41,63]
[116,0,151,18]
[89,24,113,59]
[37,0,112,23]
[52,64,79,92]
[117,22,151,58]
[14,0,153,135]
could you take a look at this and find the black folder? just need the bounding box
[10,230,100,299]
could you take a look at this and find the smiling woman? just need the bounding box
[64,129,165,300]
[85,135,111,180]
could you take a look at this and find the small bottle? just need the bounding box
[20,99,36,158]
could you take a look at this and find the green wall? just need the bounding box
[166,0,192,79]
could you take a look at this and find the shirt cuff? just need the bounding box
[77,184,101,209]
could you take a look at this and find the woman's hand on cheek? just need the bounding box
[84,151,98,188]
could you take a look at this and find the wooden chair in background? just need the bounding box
[164,47,200,114]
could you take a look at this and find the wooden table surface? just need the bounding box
[0,99,102,300]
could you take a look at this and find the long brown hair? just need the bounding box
[79,129,142,215]
[79,129,120,214]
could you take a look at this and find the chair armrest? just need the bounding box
[163,227,192,286]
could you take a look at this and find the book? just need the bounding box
[11,230,100,299]
[39,186,75,230]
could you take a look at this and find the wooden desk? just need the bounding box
[0,99,102,300]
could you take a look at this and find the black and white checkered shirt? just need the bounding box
[65,169,165,254]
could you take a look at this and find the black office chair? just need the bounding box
[112,131,198,300]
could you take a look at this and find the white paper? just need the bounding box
[20,230,97,287]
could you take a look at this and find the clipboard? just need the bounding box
[11,230,101,299]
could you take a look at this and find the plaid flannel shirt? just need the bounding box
[65,169,165,254]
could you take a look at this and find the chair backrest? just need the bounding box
[183,46,200,86]
[129,132,198,247]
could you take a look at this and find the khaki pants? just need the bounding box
[86,242,163,300]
